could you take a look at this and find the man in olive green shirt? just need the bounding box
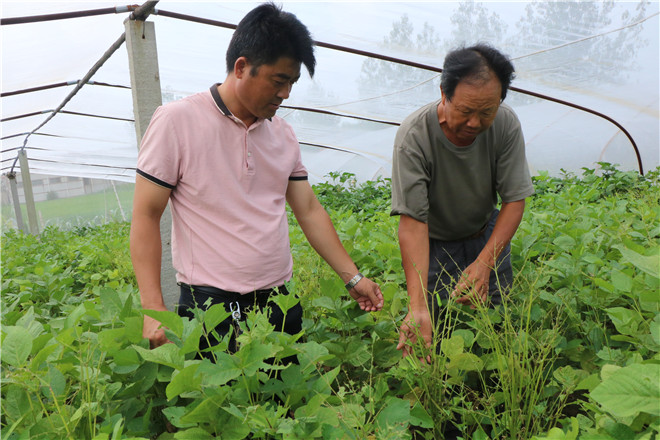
[391,44,534,358]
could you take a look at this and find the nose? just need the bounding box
[466,113,480,128]
[277,83,292,100]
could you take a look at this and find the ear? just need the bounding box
[234,57,249,79]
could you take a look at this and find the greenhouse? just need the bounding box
[1,1,659,439]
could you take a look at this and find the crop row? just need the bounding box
[1,164,658,439]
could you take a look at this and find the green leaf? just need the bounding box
[553,365,588,390]
[611,269,633,292]
[553,235,576,251]
[30,342,57,372]
[2,385,32,422]
[441,335,464,358]
[311,296,336,311]
[651,314,660,346]
[142,309,184,338]
[215,411,251,439]
[590,363,660,418]
[452,329,475,347]
[235,341,278,376]
[446,352,483,372]
[198,355,242,387]
[606,307,641,336]
[375,397,410,431]
[298,341,332,373]
[346,340,371,367]
[410,402,433,428]
[2,326,32,367]
[43,365,67,397]
[174,427,214,440]
[269,291,300,314]
[612,244,659,279]
[166,364,202,400]
[473,428,491,440]
[203,303,231,332]
[180,322,203,356]
[133,343,184,370]
[312,366,340,395]
[163,407,196,429]
[111,347,142,374]
[98,327,128,352]
[180,395,226,425]
[65,303,86,328]
[576,373,601,391]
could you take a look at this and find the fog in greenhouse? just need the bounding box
[1,1,658,228]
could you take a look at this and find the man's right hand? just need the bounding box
[143,313,170,349]
[396,307,433,361]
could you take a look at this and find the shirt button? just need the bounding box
[247,152,252,157]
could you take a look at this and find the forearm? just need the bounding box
[296,202,358,283]
[478,199,525,267]
[130,214,166,310]
[398,215,430,309]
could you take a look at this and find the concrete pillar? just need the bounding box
[7,172,25,232]
[125,20,162,144]
[17,151,39,235]
[125,18,178,311]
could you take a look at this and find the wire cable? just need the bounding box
[1,80,130,98]
[153,7,644,174]
[7,1,160,175]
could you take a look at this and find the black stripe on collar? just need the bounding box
[210,83,232,116]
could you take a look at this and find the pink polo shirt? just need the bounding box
[136,85,308,293]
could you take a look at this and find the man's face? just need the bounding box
[235,56,301,122]
[441,75,502,146]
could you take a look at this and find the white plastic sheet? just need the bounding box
[2,1,658,184]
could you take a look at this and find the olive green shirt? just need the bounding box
[391,101,534,241]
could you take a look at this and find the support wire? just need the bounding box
[7,1,160,175]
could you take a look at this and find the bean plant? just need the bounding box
[2,164,658,439]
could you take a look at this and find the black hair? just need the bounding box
[225,2,316,77]
[440,43,515,102]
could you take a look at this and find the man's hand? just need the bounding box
[143,310,171,349]
[396,307,433,361]
[451,259,491,309]
[348,277,384,312]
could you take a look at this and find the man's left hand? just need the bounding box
[349,277,384,312]
[451,259,491,309]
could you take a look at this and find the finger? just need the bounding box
[397,331,407,350]
[456,295,471,304]
[373,289,384,310]
[364,285,381,310]
[451,281,467,298]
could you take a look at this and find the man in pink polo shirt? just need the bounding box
[130,3,383,356]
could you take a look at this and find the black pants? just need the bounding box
[427,209,512,326]
[176,283,303,359]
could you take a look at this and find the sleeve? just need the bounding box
[495,107,535,203]
[285,123,308,181]
[136,105,182,189]
[289,146,308,181]
[390,126,431,223]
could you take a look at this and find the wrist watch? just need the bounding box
[345,272,364,291]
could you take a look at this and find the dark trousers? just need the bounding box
[427,209,512,326]
[176,283,303,359]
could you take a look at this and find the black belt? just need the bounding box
[178,282,284,297]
